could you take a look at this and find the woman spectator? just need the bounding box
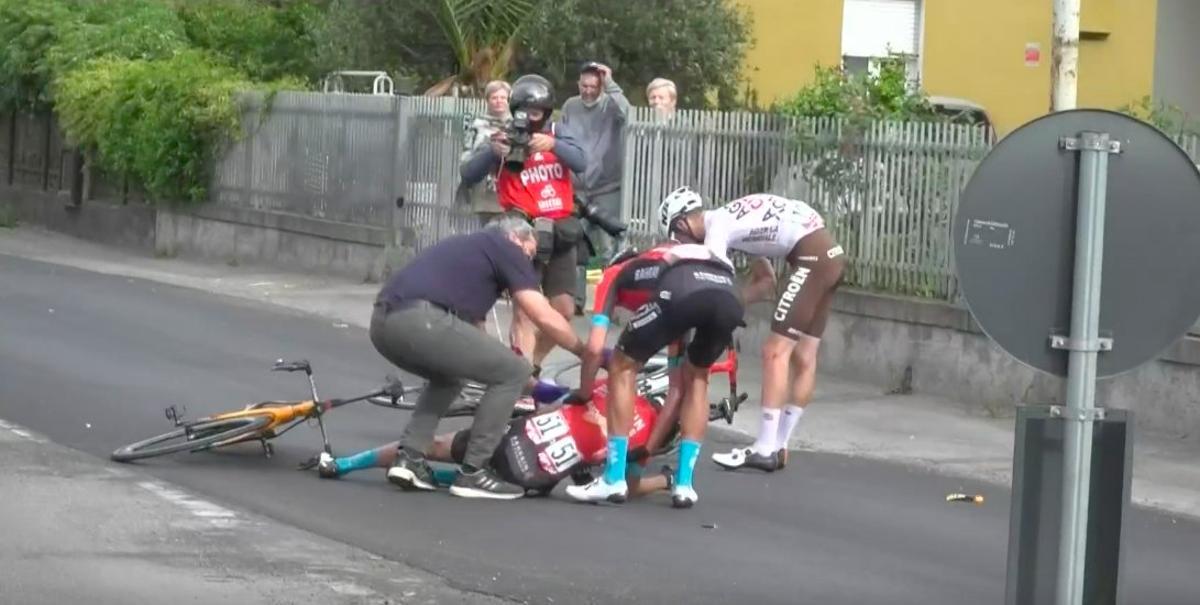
[646,78,677,120]
[458,80,513,226]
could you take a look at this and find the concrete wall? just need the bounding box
[155,204,393,283]
[0,189,396,283]
[738,289,1200,441]
[0,186,156,251]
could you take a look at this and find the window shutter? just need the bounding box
[841,0,921,58]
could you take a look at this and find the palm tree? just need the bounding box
[421,0,534,96]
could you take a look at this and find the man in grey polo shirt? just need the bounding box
[560,61,630,311]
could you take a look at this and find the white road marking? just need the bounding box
[0,418,48,442]
[138,481,241,527]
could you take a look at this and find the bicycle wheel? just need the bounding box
[111,415,272,462]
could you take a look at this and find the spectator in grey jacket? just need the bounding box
[560,62,630,311]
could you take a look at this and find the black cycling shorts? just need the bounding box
[616,260,745,368]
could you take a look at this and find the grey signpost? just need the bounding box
[954,109,1200,605]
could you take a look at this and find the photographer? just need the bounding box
[460,74,586,371]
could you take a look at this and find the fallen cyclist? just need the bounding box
[310,374,695,498]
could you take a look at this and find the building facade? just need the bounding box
[740,0,1195,136]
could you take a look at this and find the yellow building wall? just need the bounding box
[740,0,1159,136]
[1076,0,1158,117]
[738,0,844,106]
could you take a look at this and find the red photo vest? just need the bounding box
[495,148,575,220]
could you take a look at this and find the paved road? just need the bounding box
[2,254,1197,605]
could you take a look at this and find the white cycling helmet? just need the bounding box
[658,186,703,235]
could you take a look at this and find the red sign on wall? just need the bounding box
[1025,43,1041,67]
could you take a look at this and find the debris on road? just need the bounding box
[945,493,984,505]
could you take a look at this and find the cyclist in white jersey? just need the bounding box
[657,187,846,472]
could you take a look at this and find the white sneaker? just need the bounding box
[565,477,628,503]
[671,485,699,509]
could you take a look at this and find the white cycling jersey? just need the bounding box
[702,194,825,264]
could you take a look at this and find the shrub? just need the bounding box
[773,56,934,122]
[57,50,299,203]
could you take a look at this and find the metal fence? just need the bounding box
[201,94,1200,325]
[620,106,993,300]
[394,96,488,249]
[214,92,402,226]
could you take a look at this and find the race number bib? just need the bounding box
[525,410,571,445]
[537,435,582,474]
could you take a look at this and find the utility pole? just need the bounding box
[1052,2,1090,604]
[1051,0,1080,111]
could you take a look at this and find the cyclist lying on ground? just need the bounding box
[312,375,681,498]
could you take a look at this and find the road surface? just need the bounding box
[1,254,1197,604]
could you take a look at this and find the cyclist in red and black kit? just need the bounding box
[314,376,677,498]
[567,243,747,508]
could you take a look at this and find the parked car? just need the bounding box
[928,95,997,143]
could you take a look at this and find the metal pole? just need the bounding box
[1056,131,1110,605]
[1052,0,1080,111]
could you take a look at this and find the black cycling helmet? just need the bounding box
[509,74,555,130]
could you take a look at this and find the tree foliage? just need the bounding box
[305,0,753,106]
[0,0,84,111]
[518,0,754,109]
[176,0,325,83]
[47,0,190,81]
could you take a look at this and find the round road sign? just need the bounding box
[953,109,1200,378]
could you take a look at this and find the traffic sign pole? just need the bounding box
[1055,131,1117,605]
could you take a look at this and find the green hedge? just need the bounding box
[1,0,315,204]
[57,50,301,204]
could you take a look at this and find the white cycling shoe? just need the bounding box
[671,485,699,509]
[711,447,781,472]
[565,477,628,504]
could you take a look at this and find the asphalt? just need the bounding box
[1,226,1199,604]
[0,417,510,605]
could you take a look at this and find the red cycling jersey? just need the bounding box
[591,244,677,320]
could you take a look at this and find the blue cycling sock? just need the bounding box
[335,448,379,475]
[431,467,458,486]
[604,435,629,485]
[676,439,701,488]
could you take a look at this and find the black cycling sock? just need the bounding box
[460,463,481,475]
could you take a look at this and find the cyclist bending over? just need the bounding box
[567,243,744,508]
[658,187,846,472]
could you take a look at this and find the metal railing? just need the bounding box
[202,94,1200,331]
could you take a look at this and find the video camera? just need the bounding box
[574,195,626,239]
[502,109,535,171]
